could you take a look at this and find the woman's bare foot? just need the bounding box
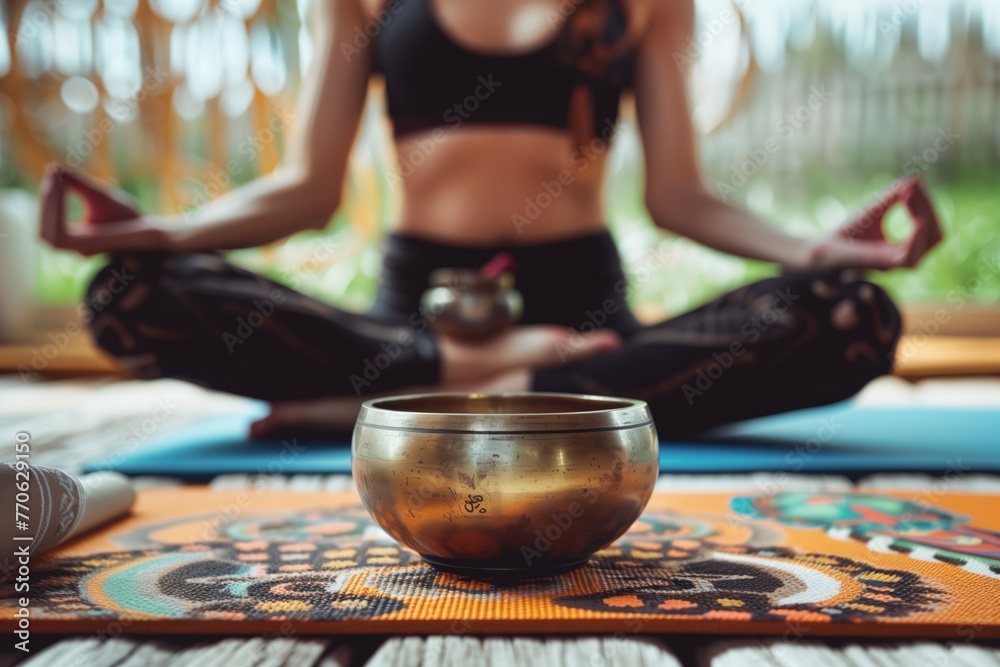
[249,395,366,439]
[249,369,532,439]
[249,325,620,439]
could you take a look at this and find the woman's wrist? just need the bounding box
[130,216,172,252]
[780,236,825,271]
[152,216,196,253]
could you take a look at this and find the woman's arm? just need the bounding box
[41,0,371,255]
[633,0,940,271]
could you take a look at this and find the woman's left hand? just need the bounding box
[807,176,943,271]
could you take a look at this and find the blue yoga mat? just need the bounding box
[82,402,999,480]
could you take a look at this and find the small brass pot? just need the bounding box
[420,268,523,339]
[352,393,658,579]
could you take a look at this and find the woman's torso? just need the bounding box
[361,0,646,246]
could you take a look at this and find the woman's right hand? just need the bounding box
[807,176,943,272]
[39,164,169,256]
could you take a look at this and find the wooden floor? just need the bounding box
[10,635,1000,667]
[1,375,999,667]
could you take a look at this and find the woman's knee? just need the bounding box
[83,252,194,358]
[823,279,902,380]
[846,280,902,352]
[84,253,166,322]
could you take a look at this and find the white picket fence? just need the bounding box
[698,0,1000,185]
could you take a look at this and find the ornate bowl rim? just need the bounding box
[356,392,653,435]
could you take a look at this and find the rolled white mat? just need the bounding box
[0,464,135,570]
[71,471,136,538]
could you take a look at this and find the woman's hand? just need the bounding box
[39,164,169,256]
[807,176,943,272]
[437,325,622,384]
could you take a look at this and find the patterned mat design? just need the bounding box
[2,488,998,637]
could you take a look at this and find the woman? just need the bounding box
[40,0,940,438]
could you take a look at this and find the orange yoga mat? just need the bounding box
[2,487,998,638]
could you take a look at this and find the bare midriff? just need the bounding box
[390,123,612,246]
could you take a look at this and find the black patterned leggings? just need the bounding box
[85,233,901,437]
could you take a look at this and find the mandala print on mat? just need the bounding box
[0,506,571,621]
[732,492,1000,579]
[1,504,944,623]
[9,508,412,621]
[550,514,942,621]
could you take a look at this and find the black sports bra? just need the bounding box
[373,0,635,139]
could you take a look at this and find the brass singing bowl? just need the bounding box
[352,393,658,578]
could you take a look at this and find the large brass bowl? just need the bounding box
[352,393,658,578]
